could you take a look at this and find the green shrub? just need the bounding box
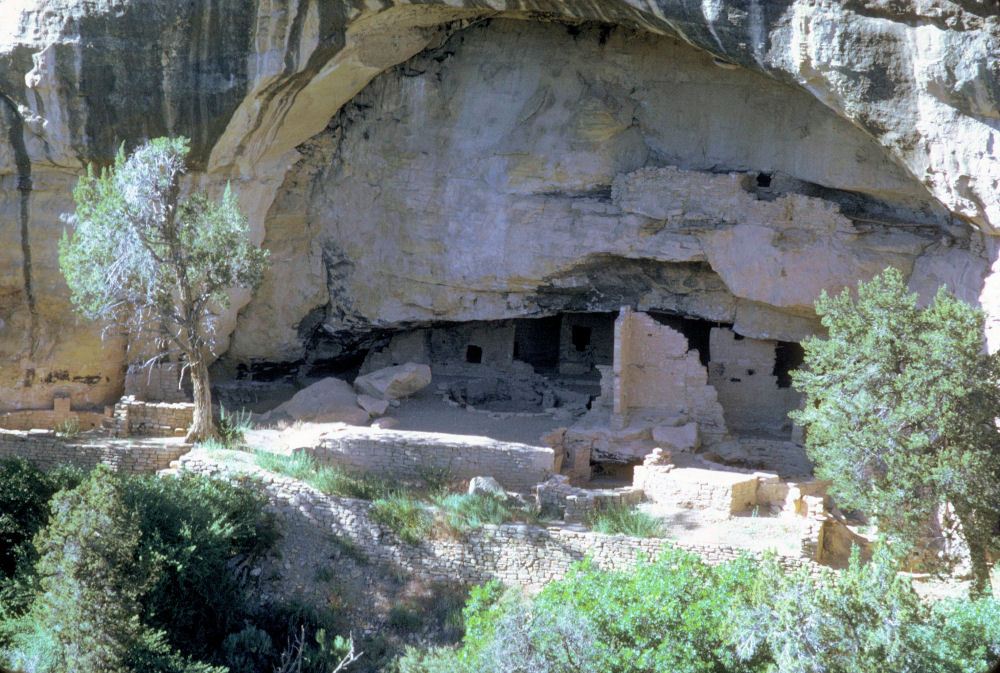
[585,503,665,538]
[310,466,394,500]
[120,472,277,661]
[432,492,515,535]
[255,449,318,481]
[215,406,253,447]
[0,459,85,621]
[3,466,166,673]
[371,494,434,546]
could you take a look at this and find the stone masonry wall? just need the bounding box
[310,426,555,493]
[0,430,190,473]
[179,451,829,592]
[614,308,728,444]
[109,397,195,437]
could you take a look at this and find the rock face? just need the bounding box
[0,1,999,408]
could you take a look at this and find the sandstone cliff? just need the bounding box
[1,0,999,407]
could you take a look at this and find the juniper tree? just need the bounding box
[59,137,268,442]
[791,267,1000,593]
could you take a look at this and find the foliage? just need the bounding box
[59,137,268,442]
[403,545,1000,673]
[216,406,253,448]
[0,459,85,621]
[585,503,666,538]
[254,450,395,500]
[370,494,434,546]
[790,267,1000,591]
[0,465,215,673]
[431,492,517,535]
[118,472,277,661]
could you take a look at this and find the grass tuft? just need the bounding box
[370,493,434,546]
[586,503,666,538]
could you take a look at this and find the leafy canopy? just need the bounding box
[60,136,266,349]
[790,267,1000,584]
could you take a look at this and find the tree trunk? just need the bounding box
[955,503,991,597]
[185,356,215,444]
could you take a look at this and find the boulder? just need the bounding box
[652,422,700,453]
[356,394,390,417]
[468,476,505,497]
[354,363,432,401]
[264,377,369,425]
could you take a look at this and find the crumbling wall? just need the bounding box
[179,450,831,592]
[0,395,104,431]
[309,426,555,493]
[707,328,802,437]
[614,308,727,442]
[0,430,189,473]
[123,363,190,403]
[107,397,195,437]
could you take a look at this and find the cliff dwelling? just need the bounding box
[0,11,995,480]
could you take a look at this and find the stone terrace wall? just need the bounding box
[180,452,828,592]
[108,397,194,437]
[0,430,190,473]
[310,426,554,492]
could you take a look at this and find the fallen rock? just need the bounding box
[468,476,505,497]
[354,363,432,401]
[356,394,390,417]
[263,378,369,425]
[652,422,700,453]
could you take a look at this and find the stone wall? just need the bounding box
[614,308,728,444]
[0,430,190,473]
[108,397,194,437]
[123,363,190,403]
[536,475,644,523]
[0,394,105,431]
[707,328,802,438]
[179,451,830,592]
[310,426,555,493]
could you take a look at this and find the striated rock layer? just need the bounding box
[0,1,999,407]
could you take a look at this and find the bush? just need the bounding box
[119,472,277,661]
[791,267,1000,590]
[371,494,434,546]
[3,466,176,673]
[0,459,85,621]
[216,406,253,447]
[406,545,1000,673]
[585,503,665,538]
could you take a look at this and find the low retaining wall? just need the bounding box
[109,397,194,437]
[536,475,644,523]
[309,426,555,492]
[180,452,828,592]
[0,430,190,473]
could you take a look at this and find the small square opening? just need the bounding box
[571,325,592,352]
[466,345,483,364]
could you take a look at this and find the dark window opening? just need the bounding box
[773,341,805,388]
[466,345,483,364]
[513,316,561,370]
[747,369,755,376]
[572,325,592,351]
[730,377,742,383]
[646,312,721,366]
[756,172,772,188]
[733,332,744,341]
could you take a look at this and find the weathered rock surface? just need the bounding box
[262,377,369,425]
[353,363,432,401]
[1,1,1000,407]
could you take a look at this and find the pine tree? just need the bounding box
[791,267,1000,593]
[59,138,268,442]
